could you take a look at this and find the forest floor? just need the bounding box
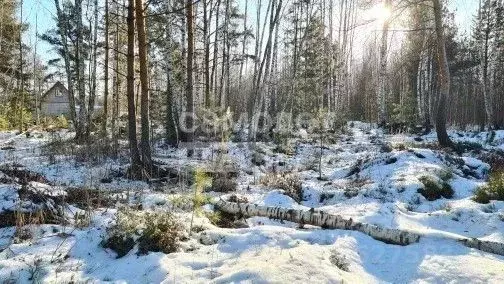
[0,122,503,283]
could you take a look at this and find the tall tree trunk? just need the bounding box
[33,7,40,125]
[238,0,248,94]
[87,0,99,137]
[479,0,495,130]
[127,0,143,178]
[103,0,109,135]
[184,0,195,157]
[135,0,152,172]
[432,0,453,147]
[210,0,221,99]
[378,0,391,126]
[54,0,77,134]
[18,0,24,132]
[203,0,211,108]
[220,0,231,109]
[165,3,178,147]
[250,0,282,141]
[112,10,120,155]
[75,0,88,142]
[270,12,279,114]
[165,63,178,146]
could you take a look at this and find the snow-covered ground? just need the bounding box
[1,123,503,283]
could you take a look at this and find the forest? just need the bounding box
[0,0,504,282]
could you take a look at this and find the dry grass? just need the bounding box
[260,172,303,202]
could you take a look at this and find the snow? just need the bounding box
[0,123,503,282]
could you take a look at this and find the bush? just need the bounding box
[454,141,483,154]
[102,234,135,258]
[436,167,454,181]
[329,250,350,272]
[0,103,32,130]
[55,115,69,129]
[473,171,504,204]
[251,152,266,166]
[102,209,184,257]
[137,212,183,255]
[260,173,303,202]
[0,115,9,130]
[418,176,454,201]
[210,176,237,192]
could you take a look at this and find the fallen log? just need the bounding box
[458,238,504,256]
[213,199,420,246]
[214,199,504,256]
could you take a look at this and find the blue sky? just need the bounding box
[20,0,479,64]
[22,0,56,59]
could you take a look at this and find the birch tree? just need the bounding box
[126,0,143,178]
[378,0,391,126]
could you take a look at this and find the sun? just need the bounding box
[367,4,392,23]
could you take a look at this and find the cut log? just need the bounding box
[458,238,504,257]
[214,199,504,256]
[214,199,421,246]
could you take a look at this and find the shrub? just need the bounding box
[473,188,492,204]
[473,171,504,204]
[273,143,295,155]
[0,115,9,130]
[251,152,266,166]
[0,103,32,130]
[329,250,350,272]
[55,115,69,129]
[210,176,237,192]
[102,209,184,257]
[101,234,135,258]
[393,143,407,151]
[436,167,454,181]
[418,176,454,201]
[454,141,483,154]
[260,173,303,202]
[137,212,183,255]
[206,210,242,228]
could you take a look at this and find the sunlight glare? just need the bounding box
[368,4,392,23]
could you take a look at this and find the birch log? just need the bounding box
[214,199,504,256]
[214,199,420,246]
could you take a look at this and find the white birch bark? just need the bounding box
[215,199,420,246]
[214,199,504,256]
[378,0,391,125]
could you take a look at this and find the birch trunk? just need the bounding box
[479,0,495,130]
[103,0,109,135]
[87,0,99,137]
[378,0,391,126]
[215,199,420,245]
[215,199,504,256]
[238,0,248,94]
[127,0,143,178]
[203,0,212,108]
[75,0,88,143]
[210,0,221,100]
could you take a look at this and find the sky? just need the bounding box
[22,0,56,59]
[19,0,479,65]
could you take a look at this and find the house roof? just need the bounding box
[42,81,68,100]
